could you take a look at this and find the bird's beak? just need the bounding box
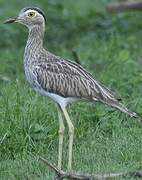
[3,16,18,24]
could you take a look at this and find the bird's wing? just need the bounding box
[32,53,121,104]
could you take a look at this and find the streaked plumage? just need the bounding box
[4,7,138,171]
[24,24,137,117]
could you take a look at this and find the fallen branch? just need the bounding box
[39,156,142,180]
[106,1,142,13]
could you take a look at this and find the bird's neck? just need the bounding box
[24,24,45,64]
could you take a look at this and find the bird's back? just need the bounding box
[25,50,137,118]
[31,51,119,102]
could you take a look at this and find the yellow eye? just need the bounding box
[28,12,35,17]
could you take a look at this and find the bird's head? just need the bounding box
[4,7,46,29]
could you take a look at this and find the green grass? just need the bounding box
[0,0,142,179]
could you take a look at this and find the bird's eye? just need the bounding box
[28,12,35,17]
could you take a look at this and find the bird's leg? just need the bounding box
[61,107,74,171]
[57,105,65,170]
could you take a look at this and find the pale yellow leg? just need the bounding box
[62,107,74,171]
[57,105,65,170]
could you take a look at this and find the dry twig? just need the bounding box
[72,50,81,65]
[106,1,142,13]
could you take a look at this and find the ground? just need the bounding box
[0,0,142,179]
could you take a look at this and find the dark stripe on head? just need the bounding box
[23,7,46,23]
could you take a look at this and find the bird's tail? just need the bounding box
[92,81,139,118]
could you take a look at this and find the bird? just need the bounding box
[4,7,138,171]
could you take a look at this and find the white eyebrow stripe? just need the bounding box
[24,9,38,14]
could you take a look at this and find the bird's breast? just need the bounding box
[24,64,38,88]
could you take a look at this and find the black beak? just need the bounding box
[3,16,17,24]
